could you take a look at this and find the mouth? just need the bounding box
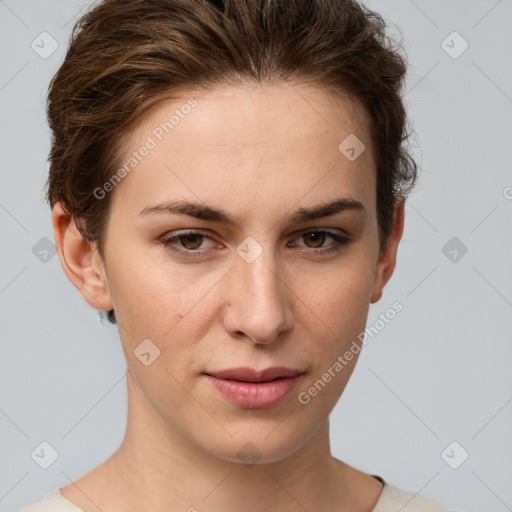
[204,366,305,383]
[203,367,305,409]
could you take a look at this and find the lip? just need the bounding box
[204,367,305,409]
[206,366,304,382]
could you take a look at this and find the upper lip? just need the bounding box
[205,366,305,383]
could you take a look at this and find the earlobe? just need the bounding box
[370,197,405,304]
[52,201,113,312]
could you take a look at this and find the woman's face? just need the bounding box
[78,82,400,463]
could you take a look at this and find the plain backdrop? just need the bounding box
[1,1,511,511]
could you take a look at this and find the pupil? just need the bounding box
[307,232,324,247]
[183,234,202,249]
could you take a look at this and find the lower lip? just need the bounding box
[205,374,303,409]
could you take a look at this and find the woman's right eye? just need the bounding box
[161,230,216,257]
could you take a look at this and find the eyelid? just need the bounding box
[294,227,348,243]
[161,229,219,250]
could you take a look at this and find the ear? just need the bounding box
[370,197,405,304]
[52,201,113,312]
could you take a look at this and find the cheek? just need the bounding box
[109,259,212,392]
[298,256,375,329]
[108,247,225,350]
[293,254,375,392]
[294,263,374,408]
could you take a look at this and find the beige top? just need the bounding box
[18,480,449,511]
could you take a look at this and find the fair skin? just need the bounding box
[52,82,404,512]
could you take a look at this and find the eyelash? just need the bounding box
[161,229,350,258]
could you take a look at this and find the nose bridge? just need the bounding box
[224,237,294,344]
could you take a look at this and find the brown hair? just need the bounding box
[45,0,419,324]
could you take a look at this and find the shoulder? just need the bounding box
[373,482,449,512]
[17,488,84,512]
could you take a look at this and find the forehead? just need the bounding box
[121,81,371,154]
[110,82,376,220]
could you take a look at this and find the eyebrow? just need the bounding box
[138,197,366,226]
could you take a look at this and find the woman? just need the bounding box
[20,0,448,510]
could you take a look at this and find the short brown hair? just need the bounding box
[45,0,418,324]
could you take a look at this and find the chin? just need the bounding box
[197,422,310,467]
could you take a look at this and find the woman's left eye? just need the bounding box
[161,229,350,258]
[291,229,350,255]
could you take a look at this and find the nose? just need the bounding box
[222,247,295,345]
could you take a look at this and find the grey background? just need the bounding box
[1,1,511,511]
